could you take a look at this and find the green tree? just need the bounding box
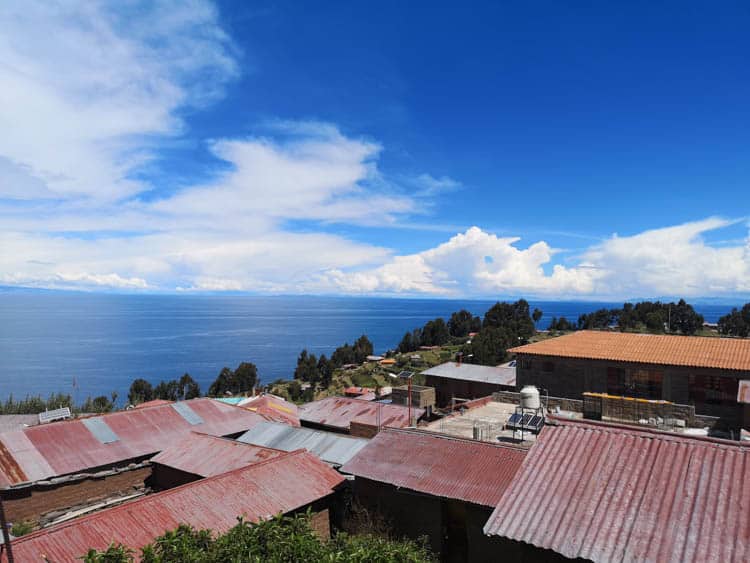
[482,299,535,341]
[532,308,543,324]
[548,316,574,331]
[178,373,201,400]
[421,318,450,346]
[397,329,422,353]
[153,380,179,401]
[128,378,154,405]
[207,367,234,397]
[294,350,320,384]
[233,362,258,393]
[317,354,334,388]
[352,334,374,363]
[670,299,704,335]
[718,303,750,337]
[331,343,356,367]
[463,327,512,365]
[448,309,481,337]
[81,394,115,413]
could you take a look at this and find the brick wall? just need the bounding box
[515,354,745,431]
[349,421,379,438]
[308,508,331,539]
[2,466,151,524]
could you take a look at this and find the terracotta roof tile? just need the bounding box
[511,330,750,371]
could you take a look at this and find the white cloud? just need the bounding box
[321,220,750,299]
[0,0,236,201]
[580,218,750,297]
[153,122,415,225]
[324,227,595,296]
[1,3,748,299]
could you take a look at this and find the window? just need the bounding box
[607,366,662,399]
[519,358,531,370]
[689,375,737,406]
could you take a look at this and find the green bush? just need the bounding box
[10,520,34,537]
[82,512,435,563]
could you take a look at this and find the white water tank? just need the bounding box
[520,385,540,410]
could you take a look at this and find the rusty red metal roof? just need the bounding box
[5,449,344,562]
[239,394,300,427]
[511,330,750,371]
[299,396,424,431]
[340,428,526,507]
[133,399,174,409]
[484,417,750,562]
[0,398,267,487]
[150,432,286,477]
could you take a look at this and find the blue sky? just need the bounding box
[0,1,748,299]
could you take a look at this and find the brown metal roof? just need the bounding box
[149,432,286,477]
[5,449,344,562]
[239,394,300,426]
[511,330,750,371]
[340,428,526,507]
[0,398,267,487]
[299,396,424,431]
[484,417,750,562]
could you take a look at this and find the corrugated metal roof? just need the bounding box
[5,450,344,562]
[484,417,750,562]
[299,396,424,431]
[0,415,37,433]
[133,399,174,409]
[237,394,300,427]
[81,417,120,444]
[0,398,267,487]
[340,428,526,507]
[150,432,286,477]
[422,362,517,386]
[238,421,369,467]
[511,330,750,372]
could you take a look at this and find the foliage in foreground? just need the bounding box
[82,512,435,563]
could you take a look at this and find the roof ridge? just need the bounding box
[548,415,750,449]
[10,448,312,545]
[381,427,528,452]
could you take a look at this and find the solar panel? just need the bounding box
[521,413,533,425]
[529,415,543,428]
[172,402,204,425]
[82,417,120,444]
[507,413,523,426]
[38,407,71,424]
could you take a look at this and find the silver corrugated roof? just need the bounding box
[237,421,369,467]
[421,361,516,386]
[81,417,119,444]
[171,402,204,425]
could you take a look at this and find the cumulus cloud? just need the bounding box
[1,3,748,299]
[324,227,595,296]
[323,219,750,299]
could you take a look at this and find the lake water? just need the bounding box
[0,293,737,403]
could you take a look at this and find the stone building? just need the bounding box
[511,330,750,433]
[421,362,516,407]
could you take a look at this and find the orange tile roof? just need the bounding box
[510,330,750,372]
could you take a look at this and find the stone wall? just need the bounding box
[2,465,151,524]
[391,385,436,409]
